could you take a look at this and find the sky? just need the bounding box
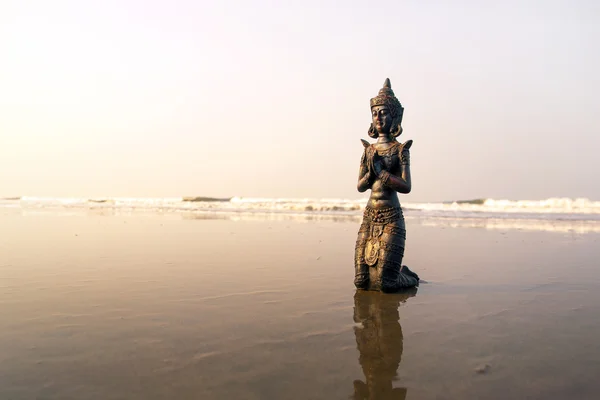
[1,0,599,202]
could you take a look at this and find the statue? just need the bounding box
[354,78,420,292]
[352,289,416,399]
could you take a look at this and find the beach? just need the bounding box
[2,209,600,399]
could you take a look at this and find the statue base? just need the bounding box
[356,264,420,293]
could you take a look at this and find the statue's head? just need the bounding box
[368,78,404,139]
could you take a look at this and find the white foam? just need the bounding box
[3,196,600,222]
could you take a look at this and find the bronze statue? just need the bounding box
[352,289,416,399]
[354,78,420,292]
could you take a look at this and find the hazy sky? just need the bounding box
[1,0,599,201]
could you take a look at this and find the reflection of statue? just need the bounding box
[352,289,416,400]
[354,79,420,292]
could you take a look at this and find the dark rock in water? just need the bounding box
[455,198,487,205]
[475,364,491,374]
[183,196,231,202]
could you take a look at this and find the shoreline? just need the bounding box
[3,207,600,233]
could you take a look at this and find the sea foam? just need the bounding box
[2,196,600,221]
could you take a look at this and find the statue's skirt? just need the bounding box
[354,206,419,291]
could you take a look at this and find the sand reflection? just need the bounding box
[352,289,417,400]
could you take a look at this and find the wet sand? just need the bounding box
[1,212,600,399]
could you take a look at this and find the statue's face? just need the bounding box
[371,105,392,134]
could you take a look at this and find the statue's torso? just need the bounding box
[368,141,401,209]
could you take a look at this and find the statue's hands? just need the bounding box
[371,151,390,177]
[372,156,385,176]
[359,145,375,184]
[364,146,387,177]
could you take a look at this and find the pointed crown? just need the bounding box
[370,78,403,119]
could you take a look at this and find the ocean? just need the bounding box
[2,196,600,233]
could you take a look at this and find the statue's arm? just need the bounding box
[357,150,372,193]
[378,141,412,194]
[382,163,411,194]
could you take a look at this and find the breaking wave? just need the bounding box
[404,197,600,218]
[2,196,600,221]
